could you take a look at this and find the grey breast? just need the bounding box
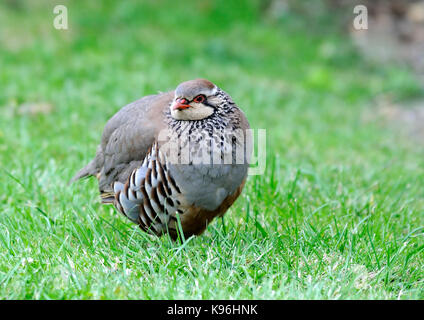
[167,106,250,211]
[168,162,248,211]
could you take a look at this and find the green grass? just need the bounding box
[0,0,424,299]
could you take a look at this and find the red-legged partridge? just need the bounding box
[72,79,250,239]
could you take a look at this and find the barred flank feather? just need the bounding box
[113,142,182,235]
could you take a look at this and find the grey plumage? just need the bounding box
[72,79,250,239]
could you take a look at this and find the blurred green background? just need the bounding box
[0,0,423,299]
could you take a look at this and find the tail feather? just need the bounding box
[69,159,98,184]
[70,146,103,184]
[100,191,115,204]
[99,181,124,204]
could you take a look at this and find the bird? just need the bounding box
[71,79,250,240]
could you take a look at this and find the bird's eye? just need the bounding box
[193,95,205,103]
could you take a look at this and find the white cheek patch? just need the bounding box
[171,104,214,120]
[206,95,221,105]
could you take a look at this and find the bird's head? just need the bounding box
[170,79,224,121]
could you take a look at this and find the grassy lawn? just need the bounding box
[0,0,423,299]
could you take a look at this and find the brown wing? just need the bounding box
[71,91,174,199]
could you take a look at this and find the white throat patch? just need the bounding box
[170,103,214,120]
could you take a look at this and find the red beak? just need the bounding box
[172,98,190,110]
